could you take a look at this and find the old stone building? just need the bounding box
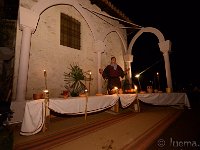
[3,0,172,123]
[13,0,135,101]
[10,0,139,122]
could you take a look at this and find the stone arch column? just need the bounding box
[94,40,106,94]
[124,54,133,84]
[16,7,39,101]
[128,27,173,89]
[158,40,172,89]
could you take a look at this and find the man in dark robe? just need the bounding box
[99,57,128,93]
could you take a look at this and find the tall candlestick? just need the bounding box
[84,89,88,120]
[134,85,138,94]
[44,70,47,89]
[44,70,47,77]
[88,72,91,95]
[43,89,49,132]
[134,85,140,112]
[89,71,92,80]
[114,86,118,94]
[157,72,160,90]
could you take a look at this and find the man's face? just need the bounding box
[111,57,116,64]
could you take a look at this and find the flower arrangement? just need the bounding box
[64,63,86,97]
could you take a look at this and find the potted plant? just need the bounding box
[64,64,86,97]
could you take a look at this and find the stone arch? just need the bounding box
[92,27,128,94]
[30,0,97,40]
[100,30,127,73]
[127,27,165,53]
[127,27,172,89]
[16,0,129,100]
[103,30,127,55]
[17,0,98,101]
[101,30,133,87]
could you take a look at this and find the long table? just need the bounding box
[20,93,190,136]
[137,93,191,107]
[49,95,119,114]
[20,95,122,136]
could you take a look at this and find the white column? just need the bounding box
[94,40,106,94]
[124,54,133,84]
[163,52,172,88]
[16,27,32,101]
[125,62,132,78]
[158,40,172,89]
[97,52,102,94]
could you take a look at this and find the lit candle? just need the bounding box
[89,71,92,80]
[134,85,138,94]
[157,72,160,90]
[43,70,47,89]
[114,86,118,94]
[134,85,139,112]
[43,89,49,99]
[43,89,48,93]
[85,89,88,94]
[44,70,47,77]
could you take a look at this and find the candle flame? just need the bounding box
[114,87,118,90]
[135,74,140,78]
[43,89,48,93]
[134,85,137,90]
[44,70,47,77]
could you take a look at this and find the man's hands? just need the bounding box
[99,68,103,74]
[125,68,130,73]
[99,68,130,75]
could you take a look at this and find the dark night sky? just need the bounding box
[110,0,199,91]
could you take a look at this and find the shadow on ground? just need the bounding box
[148,92,200,150]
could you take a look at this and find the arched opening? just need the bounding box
[131,33,166,91]
[128,27,172,91]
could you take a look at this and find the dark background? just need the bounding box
[110,0,199,91]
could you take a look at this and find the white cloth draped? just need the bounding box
[137,93,191,108]
[20,99,45,136]
[118,94,137,108]
[49,95,119,114]
[20,93,190,136]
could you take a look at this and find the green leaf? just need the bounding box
[64,63,87,96]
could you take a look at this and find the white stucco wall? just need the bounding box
[13,0,127,100]
[26,5,96,98]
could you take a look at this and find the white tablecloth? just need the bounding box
[49,95,119,114]
[137,93,191,108]
[20,99,45,136]
[20,93,190,135]
[118,94,137,108]
[20,95,119,135]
